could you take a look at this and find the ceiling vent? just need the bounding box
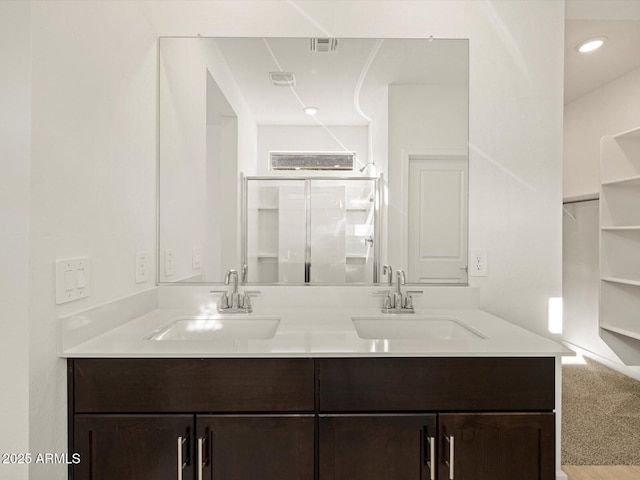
[269,72,296,87]
[310,38,338,53]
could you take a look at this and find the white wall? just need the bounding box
[21,2,564,479]
[564,65,640,199]
[29,3,158,478]
[0,2,30,479]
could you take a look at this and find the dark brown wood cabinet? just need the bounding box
[68,357,556,480]
[438,413,555,480]
[73,415,194,480]
[319,414,437,480]
[197,415,314,480]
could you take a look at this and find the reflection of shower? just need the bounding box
[359,162,375,173]
[242,175,381,284]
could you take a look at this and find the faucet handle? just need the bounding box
[243,290,262,296]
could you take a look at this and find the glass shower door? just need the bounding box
[245,179,306,283]
[243,177,378,283]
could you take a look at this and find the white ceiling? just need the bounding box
[213,38,468,125]
[564,19,640,104]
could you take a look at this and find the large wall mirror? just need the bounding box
[159,37,468,285]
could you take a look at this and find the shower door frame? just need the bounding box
[241,175,381,284]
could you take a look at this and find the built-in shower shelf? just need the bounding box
[600,323,640,341]
[257,253,279,259]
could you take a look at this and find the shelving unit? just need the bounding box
[599,127,640,363]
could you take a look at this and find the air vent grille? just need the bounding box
[269,72,296,87]
[271,152,355,171]
[310,38,338,53]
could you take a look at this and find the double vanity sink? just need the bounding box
[146,314,487,342]
[61,287,570,480]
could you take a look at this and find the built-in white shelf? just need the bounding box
[258,206,279,211]
[601,175,640,187]
[601,277,640,287]
[256,253,278,259]
[600,324,640,341]
[601,226,640,231]
[612,125,640,139]
[600,127,640,358]
[346,254,367,260]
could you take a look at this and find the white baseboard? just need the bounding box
[557,468,569,480]
[561,341,640,381]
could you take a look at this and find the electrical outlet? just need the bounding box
[192,247,202,270]
[164,249,174,277]
[135,252,148,283]
[469,249,487,277]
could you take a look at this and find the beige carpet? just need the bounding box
[562,357,640,465]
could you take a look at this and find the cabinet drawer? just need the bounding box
[318,357,555,412]
[73,359,314,413]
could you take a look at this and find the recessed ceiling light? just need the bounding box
[303,106,319,116]
[577,36,607,54]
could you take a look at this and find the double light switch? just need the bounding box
[56,258,90,304]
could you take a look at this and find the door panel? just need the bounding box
[197,415,314,480]
[320,414,437,480]
[73,414,193,480]
[408,156,468,283]
[438,413,555,480]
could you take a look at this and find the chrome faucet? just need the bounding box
[374,268,422,314]
[211,269,260,313]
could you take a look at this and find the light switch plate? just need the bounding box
[135,252,148,283]
[469,249,487,277]
[55,257,90,304]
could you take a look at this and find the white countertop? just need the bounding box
[60,305,571,358]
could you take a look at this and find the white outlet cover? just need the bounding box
[192,247,202,270]
[135,252,148,283]
[55,258,90,304]
[164,249,174,276]
[469,249,488,277]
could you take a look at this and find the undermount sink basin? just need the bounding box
[351,316,486,340]
[146,316,281,341]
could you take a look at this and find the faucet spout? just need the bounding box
[396,270,406,294]
[225,269,239,294]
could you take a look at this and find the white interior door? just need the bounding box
[407,155,468,283]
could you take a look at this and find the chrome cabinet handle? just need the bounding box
[445,435,455,479]
[197,437,204,480]
[177,436,186,480]
[426,435,435,480]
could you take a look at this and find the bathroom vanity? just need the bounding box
[68,357,554,480]
[61,287,568,480]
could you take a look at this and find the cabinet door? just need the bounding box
[438,413,554,480]
[73,414,194,480]
[320,414,438,480]
[197,415,314,480]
